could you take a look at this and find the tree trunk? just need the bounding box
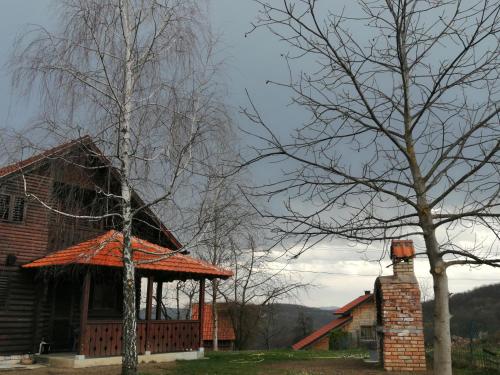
[212,280,219,351]
[120,1,137,374]
[432,267,452,375]
[422,222,453,375]
[121,231,137,375]
[176,282,181,320]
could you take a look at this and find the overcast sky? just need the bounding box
[1,1,499,308]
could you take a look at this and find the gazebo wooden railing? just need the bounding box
[81,320,200,357]
[78,272,206,357]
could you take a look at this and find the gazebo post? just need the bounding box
[135,275,141,319]
[79,270,91,356]
[145,276,154,352]
[155,281,163,320]
[198,278,205,348]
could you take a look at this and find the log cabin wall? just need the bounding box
[0,171,52,354]
[0,144,179,355]
[0,155,110,354]
[47,155,110,253]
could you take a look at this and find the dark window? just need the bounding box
[91,282,120,310]
[0,194,26,223]
[0,194,10,220]
[11,197,25,222]
[0,273,9,309]
[360,325,376,340]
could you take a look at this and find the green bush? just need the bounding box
[329,330,350,350]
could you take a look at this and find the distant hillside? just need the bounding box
[318,306,339,311]
[247,303,336,349]
[139,303,339,349]
[422,283,500,343]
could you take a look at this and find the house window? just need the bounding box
[360,325,376,340]
[12,197,25,222]
[0,194,10,220]
[0,194,26,223]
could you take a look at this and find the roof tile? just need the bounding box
[391,240,415,259]
[291,316,351,350]
[22,230,232,278]
[334,293,373,315]
[191,304,235,341]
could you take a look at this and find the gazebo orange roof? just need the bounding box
[22,230,232,279]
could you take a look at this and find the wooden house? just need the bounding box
[0,137,231,362]
[292,291,376,350]
[191,304,236,351]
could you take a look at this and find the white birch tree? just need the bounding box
[9,1,228,374]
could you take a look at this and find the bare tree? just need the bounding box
[259,303,286,350]
[219,235,305,349]
[244,1,500,373]
[194,169,254,350]
[9,1,228,374]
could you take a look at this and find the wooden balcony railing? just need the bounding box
[81,320,200,357]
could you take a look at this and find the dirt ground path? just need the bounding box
[4,362,175,375]
[9,359,434,375]
[263,358,433,374]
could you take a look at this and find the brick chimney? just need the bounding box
[374,239,426,372]
[391,240,415,278]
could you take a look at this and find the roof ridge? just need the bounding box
[334,293,373,315]
[0,135,93,179]
[0,137,182,250]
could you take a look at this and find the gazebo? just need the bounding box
[22,230,232,363]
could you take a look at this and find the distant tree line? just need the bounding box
[422,284,500,344]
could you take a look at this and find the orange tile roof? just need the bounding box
[391,240,415,259]
[22,230,233,278]
[292,316,351,350]
[0,136,93,178]
[334,293,373,315]
[191,304,236,341]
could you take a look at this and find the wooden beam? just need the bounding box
[198,278,205,348]
[145,276,154,352]
[135,275,141,319]
[79,270,91,355]
[155,281,163,320]
[31,277,46,353]
[145,276,153,320]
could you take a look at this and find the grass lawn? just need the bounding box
[142,349,396,375]
[15,349,497,375]
[150,350,499,375]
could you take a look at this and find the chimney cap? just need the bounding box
[391,240,415,259]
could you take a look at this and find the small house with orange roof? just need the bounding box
[0,137,232,367]
[292,291,376,351]
[191,303,236,351]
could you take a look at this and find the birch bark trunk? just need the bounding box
[212,280,219,351]
[119,1,138,374]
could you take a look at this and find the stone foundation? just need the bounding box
[34,349,204,368]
